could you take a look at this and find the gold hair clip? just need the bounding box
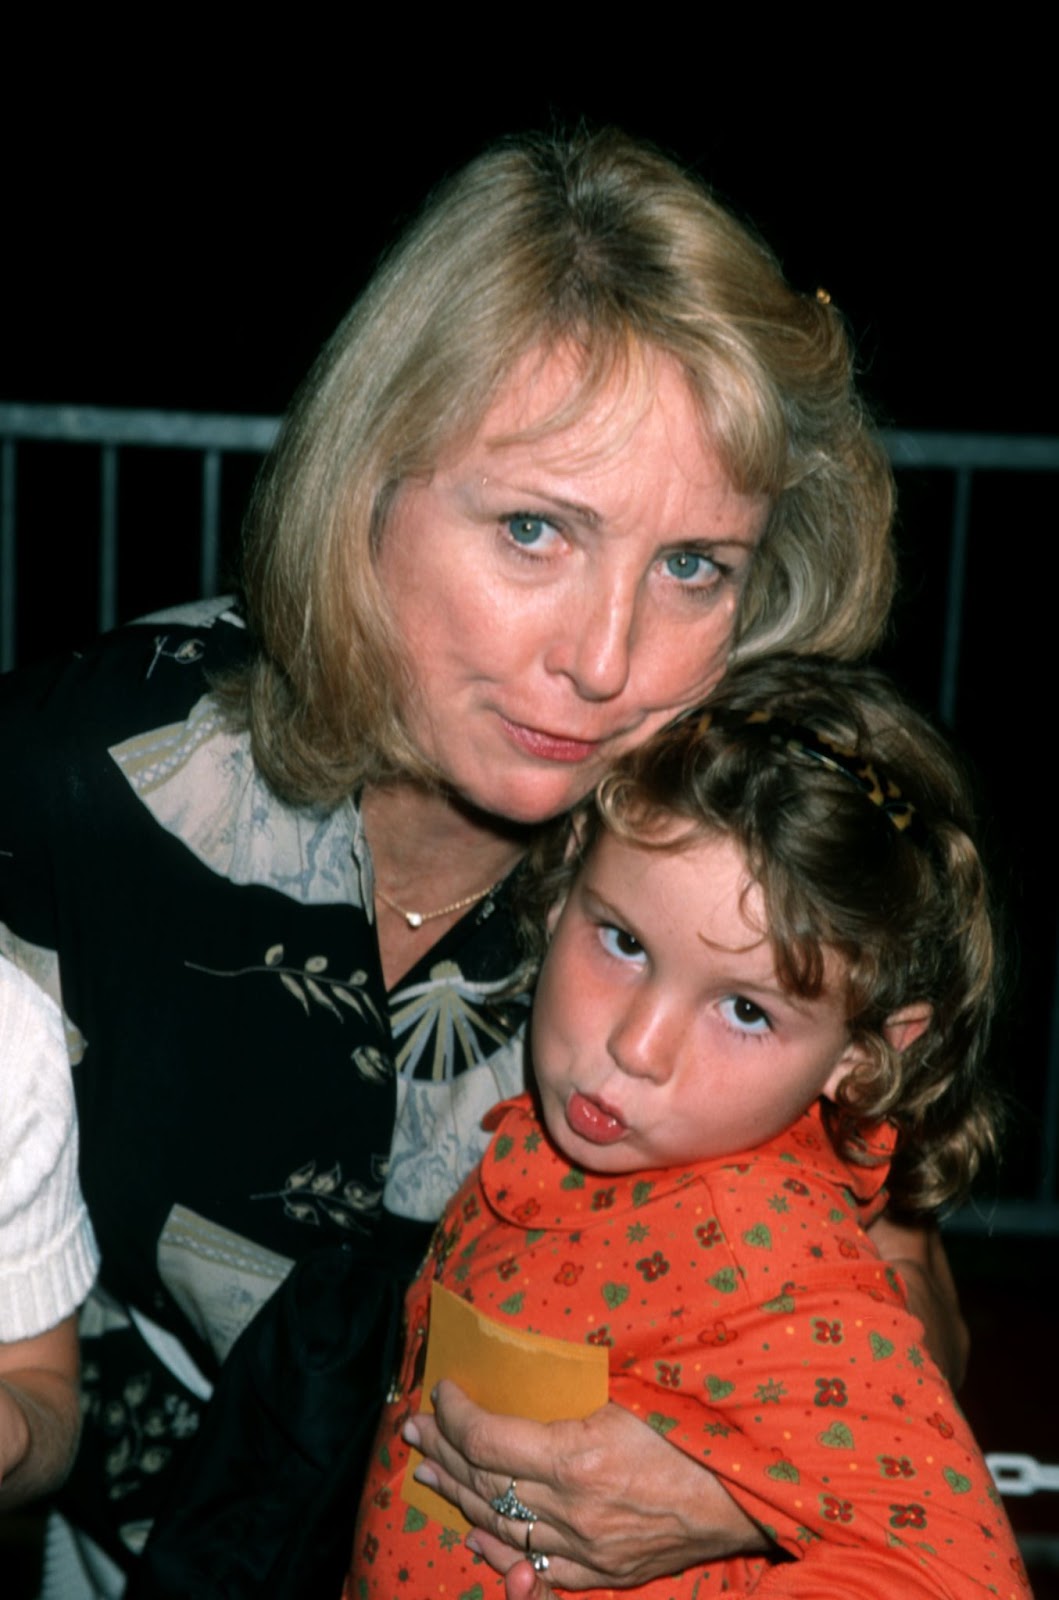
[758,716,917,835]
[669,706,918,837]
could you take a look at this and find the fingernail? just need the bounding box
[413,1463,439,1489]
[430,1385,440,1404]
[465,1535,482,1555]
[402,1421,422,1449]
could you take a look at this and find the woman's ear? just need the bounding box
[884,1003,932,1055]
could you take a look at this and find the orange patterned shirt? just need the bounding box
[351,1096,1025,1599]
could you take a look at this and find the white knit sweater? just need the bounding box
[1,959,98,1340]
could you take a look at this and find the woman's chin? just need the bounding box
[503,753,617,822]
[455,774,597,831]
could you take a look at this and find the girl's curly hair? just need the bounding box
[522,656,1002,1217]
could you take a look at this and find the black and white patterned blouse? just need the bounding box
[0,599,528,1581]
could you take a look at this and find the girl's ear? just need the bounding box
[820,1003,932,1103]
[884,1003,932,1055]
[820,1045,862,1102]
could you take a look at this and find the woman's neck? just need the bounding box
[360,782,530,990]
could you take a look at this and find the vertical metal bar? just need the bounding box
[200,449,222,597]
[99,445,119,633]
[1,440,16,672]
[1042,929,1059,1204]
[938,468,972,727]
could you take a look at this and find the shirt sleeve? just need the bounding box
[611,1157,1020,1599]
[0,957,99,1340]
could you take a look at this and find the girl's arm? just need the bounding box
[0,1315,81,1507]
[417,1253,1007,1600]
[412,1243,993,1594]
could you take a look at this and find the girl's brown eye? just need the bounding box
[722,995,770,1034]
[600,925,645,963]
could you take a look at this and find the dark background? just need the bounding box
[3,60,1056,1588]
[5,72,1053,1157]
[3,54,1054,431]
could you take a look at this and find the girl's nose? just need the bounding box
[607,988,679,1083]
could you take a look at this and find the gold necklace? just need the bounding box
[375,879,498,930]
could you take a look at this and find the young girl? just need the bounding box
[349,657,1023,1599]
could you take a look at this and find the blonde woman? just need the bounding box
[0,130,951,1596]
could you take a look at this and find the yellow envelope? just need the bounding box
[403,1282,610,1533]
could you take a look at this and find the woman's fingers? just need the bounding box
[504,1556,553,1600]
[406,1382,558,1536]
[409,1383,770,1588]
[406,1444,516,1542]
[469,1527,616,1594]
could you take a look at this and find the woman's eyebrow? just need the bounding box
[486,477,603,526]
[465,473,761,552]
[483,487,758,548]
[452,472,602,527]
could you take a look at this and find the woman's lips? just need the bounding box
[566,1091,627,1145]
[500,717,603,764]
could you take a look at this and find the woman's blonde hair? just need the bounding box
[529,657,1001,1217]
[237,129,896,808]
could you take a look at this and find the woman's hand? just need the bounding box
[405,1381,769,1590]
[866,1216,969,1387]
[505,1558,552,1600]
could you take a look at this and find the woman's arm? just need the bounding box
[0,1315,81,1508]
[866,1215,969,1386]
[0,961,97,1510]
[406,1382,769,1590]
[419,1256,1007,1600]
[410,1241,994,1597]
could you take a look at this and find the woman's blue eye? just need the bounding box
[664,551,719,583]
[720,995,770,1033]
[600,925,645,963]
[505,514,555,547]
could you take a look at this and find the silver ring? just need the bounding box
[527,1519,549,1574]
[490,1479,537,1522]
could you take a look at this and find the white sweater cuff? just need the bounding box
[1,960,100,1341]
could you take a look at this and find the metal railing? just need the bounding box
[3,402,1058,1237]
[0,405,279,667]
[882,431,1059,727]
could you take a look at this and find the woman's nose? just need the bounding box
[546,584,636,702]
[607,990,678,1083]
